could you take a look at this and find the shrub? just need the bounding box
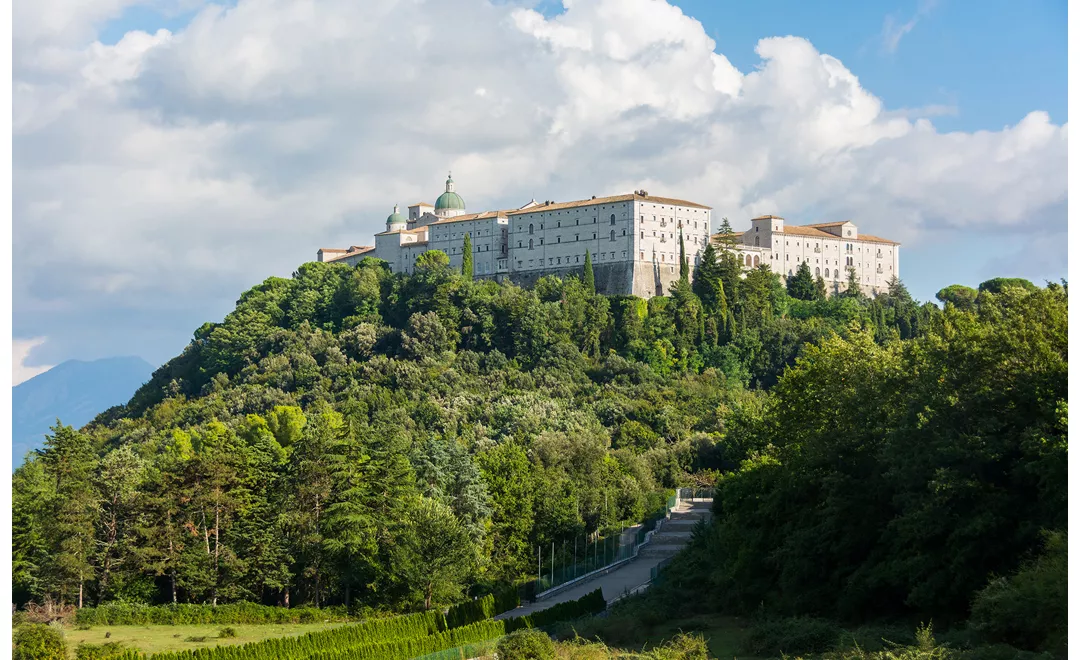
[445,595,495,629]
[744,616,842,656]
[75,642,138,660]
[969,531,1066,656]
[73,602,352,626]
[13,624,67,660]
[645,633,710,660]
[497,629,556,660]
[218,627,238,639]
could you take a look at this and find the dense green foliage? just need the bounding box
[11,241,1065,659]
[588,282,1066,657]
[14,247,931,612]
[73,602,352,626]
[497,628,556,660]
[13,624,68,660]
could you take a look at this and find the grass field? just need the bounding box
[63,622,350,655]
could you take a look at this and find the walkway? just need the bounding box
[495,499,712,620]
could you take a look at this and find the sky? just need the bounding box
[12,0,1068,381]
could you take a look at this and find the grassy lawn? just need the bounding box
[63,622,350,655]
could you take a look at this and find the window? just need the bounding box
[529,238,534,250]
[610,214,616,225]
[517,241,522,248]
[640,231,644,239]
[745,255,752,267]
[576,234,580,241]
[557,221,561,228]
[610,230,615,241]
[622,229,626,236]
[539,238,544,245]
[640,251,645,259]
[529,224,534,235]
[825,268,830,278]
[815,267,820,276]
[557,236,561,243]
[755,237,760,247]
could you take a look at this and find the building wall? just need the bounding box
[736,219,900,296]
[427,217,507,277]
[630,200,712,297]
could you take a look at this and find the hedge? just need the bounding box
[74,589,606,660]
[73,602,353,627]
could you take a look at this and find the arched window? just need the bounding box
[610,230,615,241]
[815,267,820,276]
[825,268,830,278]
[528,238,534,250]
[610,214,616,225]
[529,224,534,235]
[755,236,760,246]
[744,254,752,267]
[753,255,759,267]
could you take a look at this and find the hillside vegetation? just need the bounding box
[12,239,1066,657]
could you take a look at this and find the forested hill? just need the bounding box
[12,243,1066,647]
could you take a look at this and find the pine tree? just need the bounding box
[715,217,737,251]
[692,243,722,313]
[815,275,827,300]
[679,232,689,283]
[786,262,817,301]
[39,423,98,607]
[462,233,474,279]
[583,250,595,294]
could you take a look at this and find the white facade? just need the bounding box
[314,177,899,299]
[726,215,900,296]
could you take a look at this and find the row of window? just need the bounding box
[519,229,630,249]
[515,250,626,269]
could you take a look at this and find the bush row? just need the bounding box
[141,588,605,660]
[73,602,353,627]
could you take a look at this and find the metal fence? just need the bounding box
[524,490,682,600]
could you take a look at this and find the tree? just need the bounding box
[583,250,595,294]
[715,217,737,250]
[39,423,98,607]
[93,446,144,604]
[978,277,1037,294]
[678,232,689,283]
[462,233,474,279]
[402,311,452,360]
[843,267,863,299]
[936,284,978,311]
[786,262,817,301]
[815,275,827,300]
[415,250,450,273]
[395,497,475,610]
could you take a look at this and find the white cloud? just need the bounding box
[13,337,55,385]
[12,0,1067,363]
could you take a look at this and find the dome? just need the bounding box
[434,172,465,213]
[435,191,466,211]
[386,204,407,230]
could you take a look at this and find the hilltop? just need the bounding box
[12,251,1066,657]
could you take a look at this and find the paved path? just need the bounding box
[495,499,712,620]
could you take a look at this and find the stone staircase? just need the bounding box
[634,499,711,559]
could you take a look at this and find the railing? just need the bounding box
[524,490,681,602]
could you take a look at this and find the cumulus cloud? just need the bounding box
[12,0,1067,364]
[13,337,55,385]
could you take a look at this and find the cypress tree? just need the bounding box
[584,250,595,294]
[461,233,474,279]
[815,275,827,300]
[845,267,863,299]
[679,232,689,283]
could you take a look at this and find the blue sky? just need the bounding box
[12,0,1068,377]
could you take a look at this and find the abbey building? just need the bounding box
[316,174,899,298]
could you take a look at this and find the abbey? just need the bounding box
[317,174,899,298]
[723,215,900,296]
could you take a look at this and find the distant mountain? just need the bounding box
[12,356,155,467]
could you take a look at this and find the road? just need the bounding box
[495,499,712,620]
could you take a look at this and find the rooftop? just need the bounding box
[508,192,711,214]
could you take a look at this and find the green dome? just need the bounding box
[386,204,407,228]
[434,172,465,211]
[435,191,466,211]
